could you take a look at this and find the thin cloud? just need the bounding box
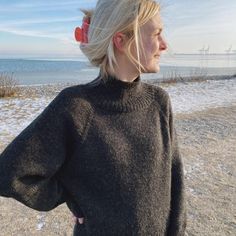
[164,0,236,26]
[0,0,94,13]
[0,26,73,44]
[164,1,236,36]
[2,17,81,27]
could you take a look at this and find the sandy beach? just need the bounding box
[0,81,235,236]
[176,105,236,236]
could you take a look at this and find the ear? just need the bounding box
[113,32,127,52]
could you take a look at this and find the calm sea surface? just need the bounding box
[0,54,235,85]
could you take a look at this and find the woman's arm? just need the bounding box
[167,98,187,236]
[0,90,70,211]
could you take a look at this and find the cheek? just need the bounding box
[144,39,159,55]
[140,41,152,57]
[150,40,160,52]
[144,44,158,61]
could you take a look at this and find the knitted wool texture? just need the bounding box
[0,74,186,236]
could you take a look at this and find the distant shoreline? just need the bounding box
[14,74,235,88]
[1,52,236,61]
[174,53,236,56]
[144,74,236,84]
[1,57,235,85]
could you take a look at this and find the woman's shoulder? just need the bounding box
[59,77,101,98]
[142,82,170,104]
[56,82,92,102]
[53,80,100,114]
[142,82,173,120]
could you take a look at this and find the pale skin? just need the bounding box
[74,12,167,225]
[110,12,167,82]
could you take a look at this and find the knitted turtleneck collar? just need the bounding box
[102,74,141,89]
[85,74,154,112]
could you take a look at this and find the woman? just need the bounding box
[0,0,186,235]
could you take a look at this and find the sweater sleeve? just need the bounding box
[0,90,70,211]
[167,98,187,236]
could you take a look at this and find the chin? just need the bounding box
[143,65,160,73]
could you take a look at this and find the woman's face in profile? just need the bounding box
[133,13,167,73]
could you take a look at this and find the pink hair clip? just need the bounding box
[75,16,90,44]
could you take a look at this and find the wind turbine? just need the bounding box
[204,45,210,55]
[225,45,232,54]
[199,46,205,55]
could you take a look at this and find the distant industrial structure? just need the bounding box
[225,45,232,54]
[198,45,235,55]
[198,45,210,55]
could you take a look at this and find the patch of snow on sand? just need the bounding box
[1,78,236,147]
[36,212,47,231]
[165,78,236,113]
[0,97,52,147]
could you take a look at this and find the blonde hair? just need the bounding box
[80,0,160,79]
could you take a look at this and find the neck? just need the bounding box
[107,54,140,83]
[112,68,139,82]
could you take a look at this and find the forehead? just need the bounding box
[141,13,163,33]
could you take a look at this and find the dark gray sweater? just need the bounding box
[0,74,186,235]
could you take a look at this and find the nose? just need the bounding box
[159,35,167,51]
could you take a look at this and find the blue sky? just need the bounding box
[0,0,236,59]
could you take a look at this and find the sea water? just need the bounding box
[0,53,235,85]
